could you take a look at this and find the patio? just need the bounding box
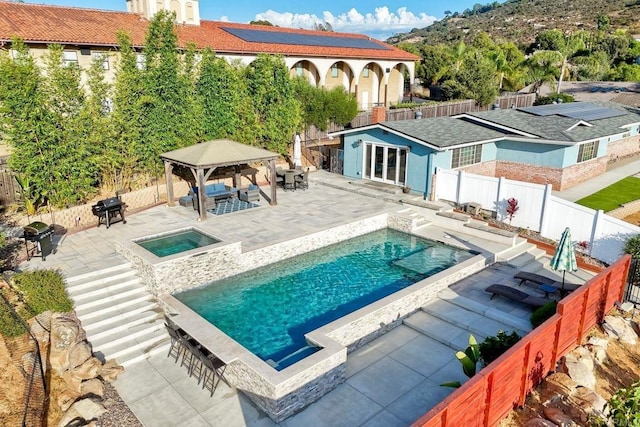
[18,170,596,426]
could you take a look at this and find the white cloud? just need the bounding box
[253,6,436,40]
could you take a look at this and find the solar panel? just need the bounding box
[519,102,627,121]
[221,27,391,50]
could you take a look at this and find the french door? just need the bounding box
[363,143,407,186]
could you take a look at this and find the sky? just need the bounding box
[25,1,497,40]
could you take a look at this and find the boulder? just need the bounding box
[68,342,92,369]
[80,378,105,399]
[72,357,103,381]
[49,316,80,375]
[542,406,579,426]
[571,386,608,419]
[524,418,557,427]
[99,359,124,382]
[57,389,80,412]
[540,373,578,397]
[603,315,637,345]
[29,310,52,346]
[57,398,106,427]
[62,370,82,394]
[560,347,596,390]
[586,337,609,364]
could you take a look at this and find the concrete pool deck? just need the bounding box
[18,171,597,426]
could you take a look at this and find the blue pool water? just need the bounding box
[137,229,219,257]
[175,229,474,370]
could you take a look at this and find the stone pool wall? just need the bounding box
[117,214,389,296]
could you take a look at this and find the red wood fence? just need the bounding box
[412,255,632,427]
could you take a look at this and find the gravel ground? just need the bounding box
[96,383,142,427]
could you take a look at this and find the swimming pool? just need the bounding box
[175,228,474,370]
[135,229,220,257]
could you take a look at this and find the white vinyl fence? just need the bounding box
[434,168,640,265]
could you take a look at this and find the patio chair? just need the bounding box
[295,168,309,190]
[284,172,296,191]
[275,167,284,188]
[165,323,187,362]
[485,284,552,308]
[239,184,260,202]
[514,271,580,292]
[199,350,228,396]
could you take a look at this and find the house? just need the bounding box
[329,102,640,198]
[0,1,418,111]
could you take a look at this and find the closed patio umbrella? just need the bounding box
[550,227,578,294]
[293,133,302,168]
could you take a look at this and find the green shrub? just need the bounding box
[533,93,575,105]
[605,381,640,426]
[12,269,73,316]
[390,102,421,109]
[530,301,558,328]
[479,330,521,365]
[624,235,640,259]
[0,292,26,338]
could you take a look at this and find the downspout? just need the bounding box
[425,152,433,200]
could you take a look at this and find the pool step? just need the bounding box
[404,311,487,350]
[65,264,168,367]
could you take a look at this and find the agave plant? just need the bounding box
[441,334,481,388]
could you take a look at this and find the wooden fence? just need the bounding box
[412,254,631,427]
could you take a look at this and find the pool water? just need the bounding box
[175,229,473,370]
[136,229,220,257]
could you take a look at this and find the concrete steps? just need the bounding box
[66,264,168,367]
[403,290,531,350]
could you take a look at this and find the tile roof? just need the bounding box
[0,2,418,61]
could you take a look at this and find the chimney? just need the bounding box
[372,106,386,124]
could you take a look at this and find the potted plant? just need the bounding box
[402,185,411,194]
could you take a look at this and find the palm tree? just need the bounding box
[526,51,562,94]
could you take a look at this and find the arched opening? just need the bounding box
[289,60,320,87]
[324,61,354,94]
[170,0,181,21]
[358,62,384,110]
[185,3,194,20]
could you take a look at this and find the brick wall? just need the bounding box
[459,160,497,177]
[494,157,607,191]
[607,135,640,162]
[371,106,386,124]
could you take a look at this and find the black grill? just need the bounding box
[91,196,126,228]
[22,221,55,261]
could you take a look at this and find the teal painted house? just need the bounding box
[330,102,640,198]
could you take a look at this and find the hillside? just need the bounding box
[388,0,640,47]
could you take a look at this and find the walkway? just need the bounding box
[19,171,596,426]
[553,154,640,202]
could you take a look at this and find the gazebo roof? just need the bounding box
[161,139,279,169]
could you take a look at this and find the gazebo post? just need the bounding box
[196,168,207,221]
[269,159,277,206]
[164,161,175,207]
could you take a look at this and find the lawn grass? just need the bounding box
[575,176,640,211]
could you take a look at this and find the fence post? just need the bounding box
[538,184,553,235]
[589,209,604,256]
[456,170,465,206]
[495,177,506,221]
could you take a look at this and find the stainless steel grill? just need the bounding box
[91,196,126,228]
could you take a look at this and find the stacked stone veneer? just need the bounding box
[117,215,389,295]
[154,213,492,422]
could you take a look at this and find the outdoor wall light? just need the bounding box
[356,139,363,146]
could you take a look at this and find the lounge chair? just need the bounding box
[485,284,552,308]
[514,271,580,292]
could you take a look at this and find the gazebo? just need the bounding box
[161,139,280,221]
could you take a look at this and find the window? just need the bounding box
[577,141,599,163]
[92,52,109,70]
[331,64,339,78]
[62,50,78,67]
[296,63,303,77]
[451,145,482,168]
[136,53,145,70]
[363,66,369,78]
[10,48,29,59]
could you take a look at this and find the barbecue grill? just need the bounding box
[91,196,126,228]
[22,221,55,261]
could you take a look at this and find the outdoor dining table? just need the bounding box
[279,169,303,190]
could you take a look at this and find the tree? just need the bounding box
[526,50,562,94]
[249,20,273,26]
[292,77,357,132]
[456,50,498,106]
[244,54,301,154]
[108,30,146,190]
[196,48,244,140]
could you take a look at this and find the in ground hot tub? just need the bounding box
[135,228,220,257]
